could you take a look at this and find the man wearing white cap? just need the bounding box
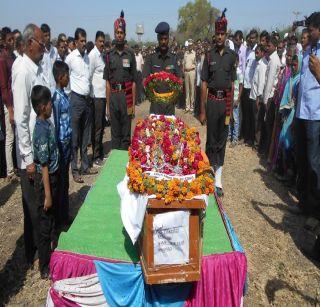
[183,39,196,113]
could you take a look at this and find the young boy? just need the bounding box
[31,85,59,279]
[229,55,243,147]
[52,61,72,226]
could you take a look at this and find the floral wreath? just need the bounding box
[143,72,183,104]
[127,115,214,203]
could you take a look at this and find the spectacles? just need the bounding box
[31,37,45,49]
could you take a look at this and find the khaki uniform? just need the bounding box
[183,50,196,111]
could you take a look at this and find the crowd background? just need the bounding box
[0,9,319,276]
[0,24,308,178]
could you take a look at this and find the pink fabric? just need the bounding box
[50,250,128,282]
[51,250,246,307]
[184,252,247,307]
[50,251,98,282]
[50,288,79,307]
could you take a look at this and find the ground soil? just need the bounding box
[0,101,319,306]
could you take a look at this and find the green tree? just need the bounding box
[177,0,220,43]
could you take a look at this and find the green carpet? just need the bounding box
[57,150,232,261]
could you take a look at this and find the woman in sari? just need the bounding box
[275,53,302,181]
[268,46,297,168]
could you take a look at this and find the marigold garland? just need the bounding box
[144,71,183,104]
[127,115,214,204]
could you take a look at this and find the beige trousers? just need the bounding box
[184,70,196,111]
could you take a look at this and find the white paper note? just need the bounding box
[153,211,190,265]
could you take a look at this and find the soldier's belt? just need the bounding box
[208,89,227,100]
[111,83,126,91]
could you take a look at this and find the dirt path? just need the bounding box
[0,101,319,306]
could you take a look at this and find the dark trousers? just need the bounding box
[150,102,175,115]
[295,118,320,215]
[205,99,229,167]
[247,98,257,145]
[70,92,92,174]
[110,92,131,150]
[265,98,276,155]
[177,83,186,109]
[258,99,276,155]
[92,98,106,160]
[258,103,267,153]
[194,85,201,117]
[34,171,58,272]
[20,169,38,263]
[136,71,143,104]
[57,159,70,225]
[241,88,256,144]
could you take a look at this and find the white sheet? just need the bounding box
[117,176,208,245]
[47,273,108,307]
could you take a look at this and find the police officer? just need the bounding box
[199,9,236,197]
[103,11,137,150]
[143,22,182,115]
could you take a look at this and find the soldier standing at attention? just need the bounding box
[103,11,137,150]
[199,9,237,197]
[143,22,182,115]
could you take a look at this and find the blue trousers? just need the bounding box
[229,105,240,142]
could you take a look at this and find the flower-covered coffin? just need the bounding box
[127,115,214,203]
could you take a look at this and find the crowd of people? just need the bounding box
[0,10,319,278]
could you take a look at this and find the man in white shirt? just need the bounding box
[40,24,57,94]
[12,23,45,267]
[89,31,106,166]
[56,39,67,62]
[249,44,268,146]
[65,28,97,183]
[241,29,258,144]
[260,36,281,154]
[134,45,144,105]
[234,30,246,75]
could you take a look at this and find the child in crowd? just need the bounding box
[31,85,59,279]
[52,61,72,227]
[229,55,243,147]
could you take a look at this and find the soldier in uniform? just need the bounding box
[199,9,236,197]
[103,11,137,150]
[143,22,182,115]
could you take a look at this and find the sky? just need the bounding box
[1,0,319,41]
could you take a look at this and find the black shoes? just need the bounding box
[40,267,50,280]
[93,158,104,167]
[73,173,84,183]
[82,167,98,175]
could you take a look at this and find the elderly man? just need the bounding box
[12,23,46,272]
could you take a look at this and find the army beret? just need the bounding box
[155,22,170,35]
